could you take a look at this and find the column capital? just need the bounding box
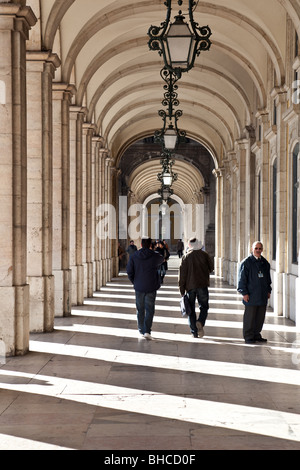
[82,122,97,135]
[212,167,225,178]
[92,135,104,149]
[69,105,87,121]
[105,156,113,167]
[236,138,249,150]
[255,108,269,122]
[271,85,288,104]
[26,50,61,69]
[0,5,37,33]
[52,82,76,99]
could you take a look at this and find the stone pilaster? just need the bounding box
[83,123,96,298]
[26,51,60,332]
[229,153,238,266]
[99,149,108,286]
[92,136,103,291]
[106,156,114,281]
[69,106,85,304]
[52,83,75,316]
[110,164,119,278]
[236,139,249,262]
[0,4,36,355]
[212,167,224,277]
[257,110,271,258]
[273,87,288,316]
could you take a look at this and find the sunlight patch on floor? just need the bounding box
[0,367,299,444]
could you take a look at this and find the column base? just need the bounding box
[273,271,283,316]
[296,277,300,331]
[0,284,29,357]
[28,274,54,332]
[53,268,72,317]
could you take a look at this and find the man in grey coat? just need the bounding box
[237,241,272,344]
[179,238,214,338]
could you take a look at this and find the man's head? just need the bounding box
[141,237,152,249]
[188,238,201,249]
[252,241,263,256]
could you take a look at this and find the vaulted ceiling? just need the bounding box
[26,0,300,202]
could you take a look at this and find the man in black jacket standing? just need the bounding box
[179,238,214,338]
[237,241,272,344]
[127,238,164,340]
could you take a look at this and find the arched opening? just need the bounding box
[117,137,216,269]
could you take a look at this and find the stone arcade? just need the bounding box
[0,0,300,357]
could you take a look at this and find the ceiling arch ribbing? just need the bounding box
[30,0,299,197]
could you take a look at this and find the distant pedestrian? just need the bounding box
[126,240,137,258]
[127,238,164,340]
[179,238,214,338]
[177,239,184,258]
[118,243,126,271]
[237,241,272,344]
[155,240,169,284]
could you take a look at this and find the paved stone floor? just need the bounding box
[1,256,300,450]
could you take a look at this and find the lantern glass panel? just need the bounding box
[164,128,177,149]
[166,18,193,67]
[163,172,172,186]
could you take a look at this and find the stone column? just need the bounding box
[69,106,84,304]
[52,83,75,316]
[83,123,96,298]
[99,149,108,286]
[111,165,119,278]
[26,51,60,332]
[296,143,300,328]
[106,157,116,281]
[236,139,248,262]
[245,126,257,248]
[273,87,288,315]
[92,136,103,291]
[258,111,271,258]
[213,167,224,277]
[0,4,36,355]
[226,152,238,284]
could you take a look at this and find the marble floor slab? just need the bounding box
[0,256,300,450]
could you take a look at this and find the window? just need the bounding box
[272,158,277,261]
[292,144,299,264]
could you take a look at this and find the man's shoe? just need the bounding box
[192,332,198,338]
[255,337,267,342]
[144,333,152,340]
[196,321,204,338]
[245,339,256,344]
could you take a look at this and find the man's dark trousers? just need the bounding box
[243,304,266,341]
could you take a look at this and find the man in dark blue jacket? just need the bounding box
[237,241,272,344]
[127,238,164,339]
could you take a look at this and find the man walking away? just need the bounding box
[179,238,214,338]
[127,238,164,340]
[237,241,272,344]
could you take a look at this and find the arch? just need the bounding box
[103,97,235,149]
[198,2,285,84]
[40,0,287,130]
[94,77,247,136]
[45,0,285,89]
[111,111,226,169]
[128,158,206,204]
[75,35,265,111]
